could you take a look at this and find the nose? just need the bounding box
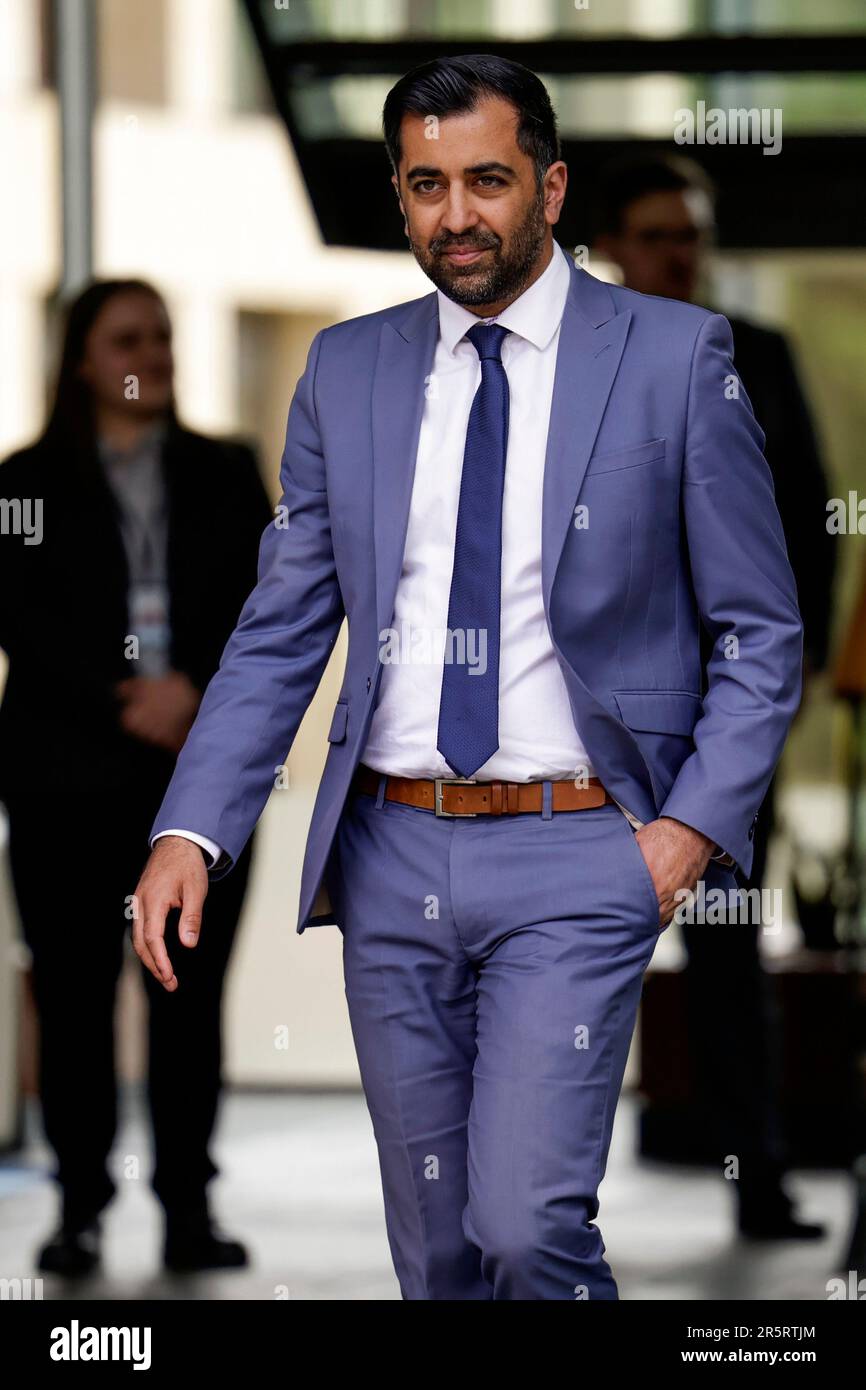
[439,186,480,240]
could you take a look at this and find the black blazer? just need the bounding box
[0,421,273,807]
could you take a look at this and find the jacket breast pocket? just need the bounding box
[327,698,349,743]
[612,689,702,736]
[586,437,666,477]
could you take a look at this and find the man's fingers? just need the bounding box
[132,891,178,990]
[143,906,178,989]
[133,904,162,982]
[131,840,209,988]
[131,891,158,977]
[178,890,204,947]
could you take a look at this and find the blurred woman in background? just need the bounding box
[0,280,272,1276]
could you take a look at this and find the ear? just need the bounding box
[542,160,568,227]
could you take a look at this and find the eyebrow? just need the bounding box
[405,161,518,181]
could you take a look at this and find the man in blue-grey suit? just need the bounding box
[134,55,803,1300]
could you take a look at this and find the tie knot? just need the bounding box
[466,322,509,362]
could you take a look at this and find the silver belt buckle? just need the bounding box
[434,776,477,816]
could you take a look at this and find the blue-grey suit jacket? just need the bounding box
[150,249,804,932]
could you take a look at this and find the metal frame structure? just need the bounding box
[239,9,866,251]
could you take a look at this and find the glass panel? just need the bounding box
[289,72,866,141]
[255,0,866,41]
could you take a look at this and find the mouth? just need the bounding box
[440,246,491,266]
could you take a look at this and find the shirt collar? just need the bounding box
[436,239,571,356]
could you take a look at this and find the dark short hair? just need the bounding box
[383,53,560,187]
[44,277,177,458]
[592,153,717,237]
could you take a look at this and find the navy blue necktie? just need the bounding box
[436,321,510,778]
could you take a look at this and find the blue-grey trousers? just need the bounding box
[325,781,677,1300]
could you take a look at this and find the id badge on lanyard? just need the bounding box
[128,581,171,676]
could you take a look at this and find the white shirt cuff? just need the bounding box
[151,829,223,867]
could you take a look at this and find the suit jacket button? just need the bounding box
[366,676,371,691]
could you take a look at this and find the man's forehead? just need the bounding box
[399,96,522,152]
[627,188,713,230]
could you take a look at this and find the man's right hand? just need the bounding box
[132,836,210,991]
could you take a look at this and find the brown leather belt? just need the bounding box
[351,763,614,817]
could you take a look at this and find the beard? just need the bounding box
[409,187,548,308]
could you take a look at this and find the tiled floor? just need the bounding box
[0,1088,851,1301]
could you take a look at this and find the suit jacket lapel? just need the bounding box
[538,263,656,807]
[371,292,439,640]
[541,262,632,617]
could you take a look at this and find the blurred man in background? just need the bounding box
[0,280,272,1276]
[594,154,834,1238]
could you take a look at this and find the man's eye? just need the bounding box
[413,180,438,193]
[477,176,504,187]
